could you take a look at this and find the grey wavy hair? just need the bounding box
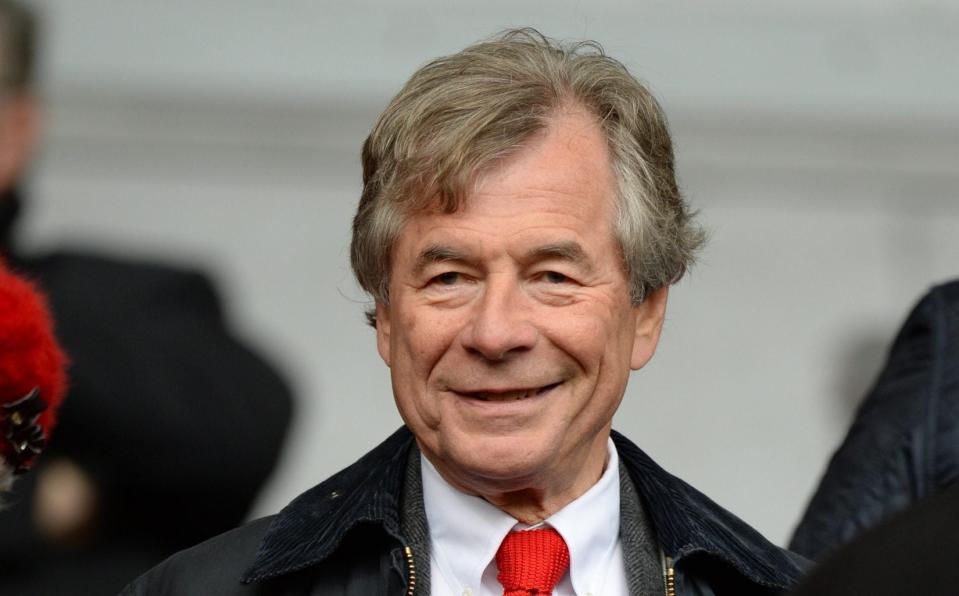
[351,28,705,325]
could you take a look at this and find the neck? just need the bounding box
[484,489,576,525]
[486,450,608,524]
[427,433,610,525]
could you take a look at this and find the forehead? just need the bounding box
[398,108,618,251]
[477,107,613,204]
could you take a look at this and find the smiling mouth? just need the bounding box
[459,382,562,402]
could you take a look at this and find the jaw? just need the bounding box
[416,419,611,523]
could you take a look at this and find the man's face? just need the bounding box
[376,108,668,502]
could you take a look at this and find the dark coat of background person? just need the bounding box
[790,279,959,560]
[0,191,294,595]
[789,482,959,596]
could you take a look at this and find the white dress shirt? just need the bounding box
[421,439,628,596]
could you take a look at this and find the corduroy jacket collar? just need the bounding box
[242,427,804,591]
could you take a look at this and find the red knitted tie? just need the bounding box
[496,527,570,596]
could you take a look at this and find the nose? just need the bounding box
[460,277,538,361]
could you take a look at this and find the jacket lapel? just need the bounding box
[612,431,806,591]
[241,427,414,583]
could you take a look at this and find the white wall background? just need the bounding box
[17,0,959,546]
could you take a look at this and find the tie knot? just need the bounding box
[496,527,570,596]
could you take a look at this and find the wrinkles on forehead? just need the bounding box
[410,240,596,279]
[524,241,593,274]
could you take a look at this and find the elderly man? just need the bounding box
[124,30,806,596]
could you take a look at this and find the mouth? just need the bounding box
[457,382,562,402]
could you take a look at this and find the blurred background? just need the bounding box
[17,0,959,547]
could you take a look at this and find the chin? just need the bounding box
[433,431,557,491]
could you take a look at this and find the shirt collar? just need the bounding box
[421,438,621,595]
[420,454,517,592]
[547,439,620,594]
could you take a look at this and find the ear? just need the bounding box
[0,94,40,191]
[630,286,669,370]
[375,302,392,367]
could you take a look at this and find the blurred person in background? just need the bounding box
[0,258,67,493]
[789,483,959,596]
[0,1,294,593]
[791,280,959,560]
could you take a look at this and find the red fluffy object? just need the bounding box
[0,258,68,462]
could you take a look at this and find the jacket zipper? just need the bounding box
[403,546,417,596]
[661,550,676,596]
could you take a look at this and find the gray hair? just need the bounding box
[0,0,37,92]
[351,28,704,325]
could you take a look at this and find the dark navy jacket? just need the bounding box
[123,427,806,595]
[791,280,959,560]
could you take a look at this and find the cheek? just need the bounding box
[545,303,632,368]
[390,310,463,431]
[402,310,418,333]
[393,309,459,378]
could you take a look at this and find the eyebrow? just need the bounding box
[412,244,469,276]
[411,240,594,275]
[525,241,593,273]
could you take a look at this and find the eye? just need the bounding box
[542,271,569,284]
[432,271,462,286]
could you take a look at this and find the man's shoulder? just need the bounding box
[123,430,417,595]
[121,516,275,596]
[612,431,808,592]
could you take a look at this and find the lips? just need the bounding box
[458,382,562,402]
